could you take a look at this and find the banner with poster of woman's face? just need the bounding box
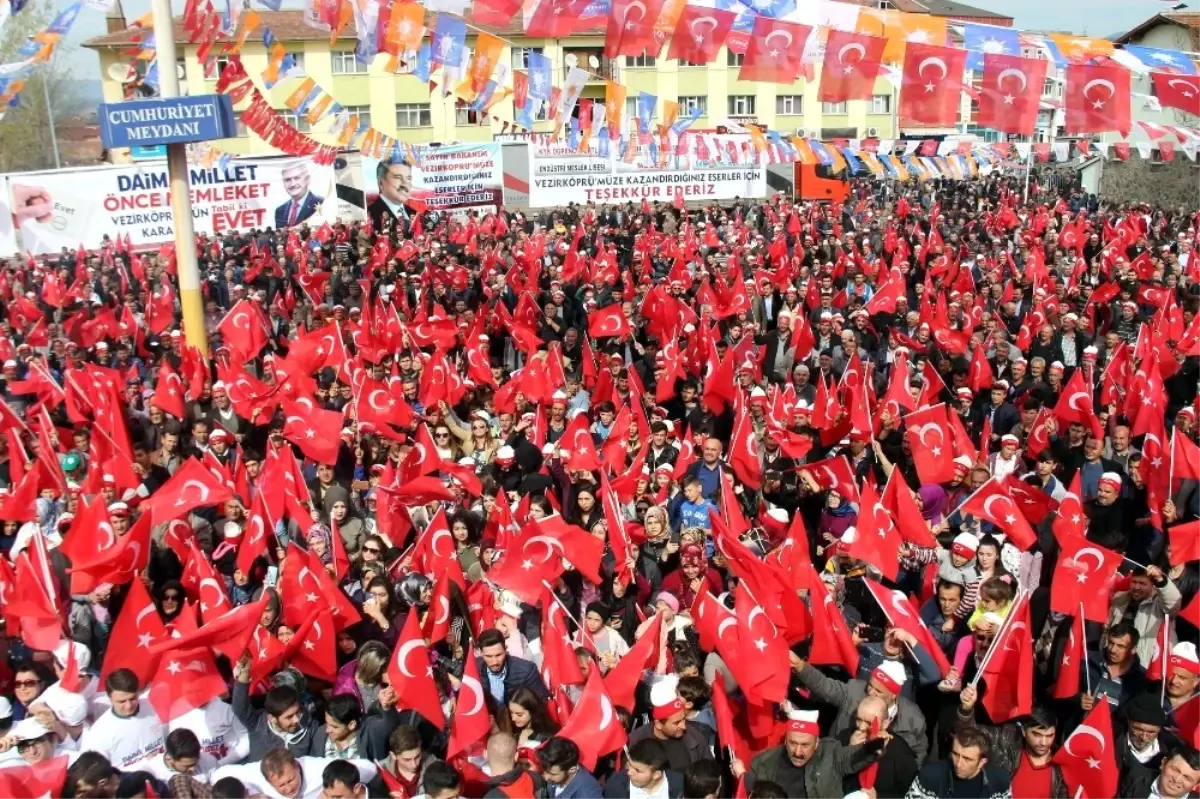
[360,142,504,226]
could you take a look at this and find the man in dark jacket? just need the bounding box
[537,737,604,799]
[1114,695,1172,789]
[310,694,391,762]
[231,657,320,761]
[955,689,1067,798]
[748,709,883,798]
[604,739,684,799]
[839,697,918,799]
[483,732,546,799]
[1118,748,1200,799]
[477,629,548,704]
[626,676,714,774]
[904,727,1013,799]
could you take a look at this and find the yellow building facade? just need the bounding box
[84,10,997,162]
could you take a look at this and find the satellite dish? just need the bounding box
[108,62,137,84]
[564,53,578,67]
[588,55,600,69]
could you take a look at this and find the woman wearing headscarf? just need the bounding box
[306,523,335,572]
[332,639,391,713]
[323,486,364,559]
[155,581,186,625]
[659,544,724,611]
[813,486,859,568]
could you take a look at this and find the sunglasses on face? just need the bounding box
[162,593,182,601]
[14,679,42,688]
[363,547,382,554]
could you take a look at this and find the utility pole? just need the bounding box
[150,0,207,355]
[41,76,61,169]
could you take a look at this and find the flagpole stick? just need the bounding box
[1080,603,1091,697]
[1122,555,1151,570]
[1023,146,1033,204]
[1169,427,1176,487]
[970,589,1027,688]
[1162,613,1170,705]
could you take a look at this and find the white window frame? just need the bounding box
[728,95,756,116]
[871,94,891,114]
[395,103,431,128]
[678,95,707,115]
[821,101,848,114]
[627,54,656,68]
[331,49,367,75]
[776,95,803,115]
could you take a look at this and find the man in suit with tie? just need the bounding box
[274,163,322,229]
[368,159,412,232]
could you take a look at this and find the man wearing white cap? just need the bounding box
[1164,642,1200,721]
[0,717,78,767]
[988,433,1022,481]
[789,652,929,765]
[746,707,885,796]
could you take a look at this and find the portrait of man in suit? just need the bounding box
[274,163,323,229]
[368,159,413,231]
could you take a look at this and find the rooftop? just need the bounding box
[1112,11,1200,48]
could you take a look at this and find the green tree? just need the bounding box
[0,1,85,172]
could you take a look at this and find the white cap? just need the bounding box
[497,445,515,460]
[457,457,475,468]
[954,455,973,469]
[53,639,91,671]
[11,717,51,743]
[750,387,767,399]
[767,508,789,525]
[873,660,908,689]
[41,689,87,726]
[223,521,242,540]
[1171,642,1200,674]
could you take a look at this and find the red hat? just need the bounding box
[650,677,686,720]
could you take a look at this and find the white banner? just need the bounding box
[362,142,503,226]
[527,135,766,208]
[0,176,16,257]
[8,156,337,255]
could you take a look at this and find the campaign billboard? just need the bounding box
[526,134,766,208]
[6,155,337,255]
[361,141,503,228]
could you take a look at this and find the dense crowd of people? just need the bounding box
[0,169,1196,799]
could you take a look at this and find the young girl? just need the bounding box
[938,575,1016,691]
[901,532,983,626]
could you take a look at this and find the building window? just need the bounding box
[234,112,247,137]
[1042,78,1058,97]
[280,111,312,133]
[343,105,371,128]
[679,58,704,67]
[776,95,803,115]
[727,50,744,67]
[331,49,367,75]
[511,47,543,69]
[728,95,755,116]
[396,103,431,128]
[871,94,891,114]
[213,56,232,77]
[678,95,707,115]
[627,54,656,67]
[821,101,848,114]
[287,52,305,70]
[456,106,484,125]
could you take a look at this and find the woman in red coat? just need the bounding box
[660,543,725,610]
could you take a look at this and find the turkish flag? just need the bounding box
[587,303,632,339]
[1052,614,1085,699]
[819,29,887,103]
[282,397,344,465]
[865,579,952,677]
[904,404,958,485]
[148,647,228,723]
[667,6,736,64]
[976,53,1047,136]
[1172,430,1200,482]
[711,678,753,766]
[386,612,445,729]
[691,590,735,655]
[140,457,235,525]
[735,581,790,703]
[1065,62,1132,135]
[959,478,1038,551]
[1145,616,1172,682]
[422,571,455,644]
[181,540,233,622]
[729,413,762,491]
[1053,473,1087,542]
[67,513,153,594]
[559,668,627,771]
[806,564,860,675]
[847,481,904,580]
[802,454,861,502]
[489,516,605,604]
[1054,368,1103,440]
[739,17,811,84]
[283,607,338,683]
[1004,476,1058,527]
[153,360,187,419]
[883,472,938,548]
[1053,701,1119,799]
[605,0,666,58]
[150,593,267,659]
[446,647,491,758]
[217,298,269,361]
[357,376,416,432]
[236,491,273,577]
[1050,534,1121,622]
[100,578,166,685]
[980,593,1034,723]
[604,613,662,711]
[0,756,69,799]
[899,42,967,126]
[1151,71,1200,116]
[967,344,995,392]
[1168,520,1199,566]
[542,592,586,687]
